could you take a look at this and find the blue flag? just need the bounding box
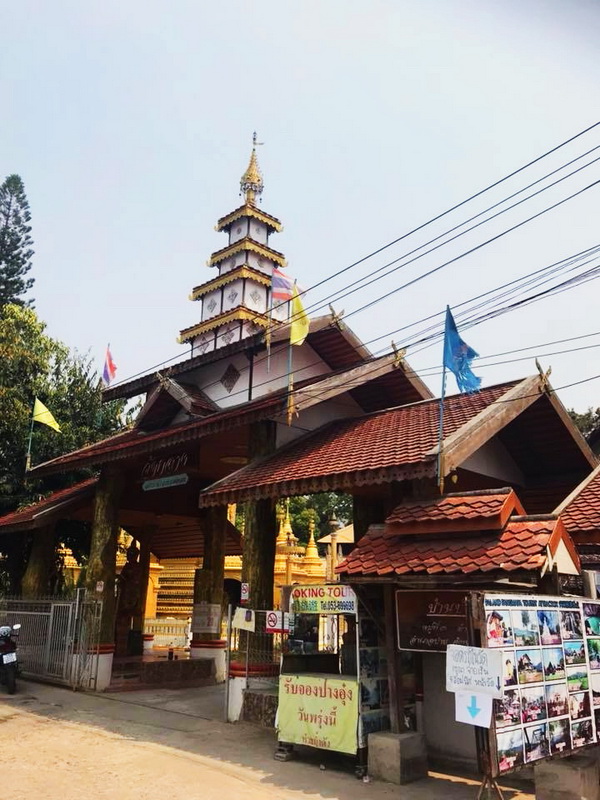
[443,306,481,394]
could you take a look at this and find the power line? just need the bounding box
[106,122,600,390]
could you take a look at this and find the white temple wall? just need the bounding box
[244,282,267,313]
[201,289,222,321]
[228,218,249,245]
[461,437,525,485]
[248,220,268,244]
[221,279,244,313]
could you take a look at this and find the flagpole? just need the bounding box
[286,323,294,426]
[25,401,35,472]
[266,294,273,374]
[437,364,447,496]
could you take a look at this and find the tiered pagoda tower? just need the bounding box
[179,134,290,357]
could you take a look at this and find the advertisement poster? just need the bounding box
[278,675,359,754]
[483,594,600,775]
[290,585,357,615]
[191,602,221,634]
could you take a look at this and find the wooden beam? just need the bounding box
[427,376,542,477]
[545,390,598,471]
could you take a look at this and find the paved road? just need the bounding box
[0,681,534,800]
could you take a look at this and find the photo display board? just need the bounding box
[483,593,600,776]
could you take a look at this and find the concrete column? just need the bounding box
[190,506,227,679]
[86,466,123,652]
[21,524,55,598]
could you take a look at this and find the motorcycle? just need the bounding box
[0,624,21,695]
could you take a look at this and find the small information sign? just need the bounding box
[446,644,503,698]
[455,691,493,728]
[265,610,289,634]
[241,582,250,605]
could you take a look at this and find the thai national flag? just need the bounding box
[103,345,117,385]
[272,268,294,302]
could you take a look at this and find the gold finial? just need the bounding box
[240,132,264,206]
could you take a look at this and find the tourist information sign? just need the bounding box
[446,644,503,698]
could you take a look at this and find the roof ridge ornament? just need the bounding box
[240,131,264,206]
[535,358,552,393]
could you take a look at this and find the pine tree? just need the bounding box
[0,174,34,308]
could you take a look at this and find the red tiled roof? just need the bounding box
[337,516,570,578]
[557,464,600,540]
[199,380,521,505]
[0,479,98,531]
[384,488,523,535]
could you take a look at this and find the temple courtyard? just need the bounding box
[1,680,533,800]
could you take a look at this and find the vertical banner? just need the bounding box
[482,594,600,775]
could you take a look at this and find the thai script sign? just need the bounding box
[290,584,357,615]
[141,452,189,480]
[446,644,503,698]
[397,591,468,652]
[278,674,359,754]
[142,474,188,491]
[482,593,600,776]
[191,602,221,634]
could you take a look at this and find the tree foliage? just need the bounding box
[0,304,128,589]
[568,406,600,439]
[0,175,34,308]
[288,493,353,545]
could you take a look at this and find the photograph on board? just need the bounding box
[583,603,600,636]
[571,718,594,748]
[595,707,600,734]
[517,649,544,684]
[496,689,521,729]
[590,673,600,708]
[538,610,562,646]
[513,610,540,647]
[569,691,591,721]
[560,610,583,641]
[497,728,524,773]
[524,722,550,763]
[566,665,589,693]
[563,640,586,666]
[504,654,518,687]
[361,678,381,711]
[542,647,565,682]
[486,610,513,648]
[549,719,571,755]
[359,648,380,679]
[545,683,569,718]
[521,686,547,723]
[587,638,600,670]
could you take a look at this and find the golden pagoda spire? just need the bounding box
[304,516,324,576]
[240,132,264,206]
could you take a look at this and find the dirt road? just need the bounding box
[0,681,534,800]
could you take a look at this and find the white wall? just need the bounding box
[228,218,249,245]
[221,279,244,313]
[422,653,478,770]
[461,437,525,485]
[202,289,221,321]
[249,220,268,244]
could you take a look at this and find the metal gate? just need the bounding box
[0,589,102,690]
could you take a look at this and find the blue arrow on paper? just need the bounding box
[467,696,481,719]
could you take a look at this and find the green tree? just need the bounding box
[0,175,34,308]
[568,407,600,438]
[0,304,127,589]
[288,493,353,545]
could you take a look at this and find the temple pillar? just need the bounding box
[190,505,227,679]
[129,531,153,656]
[86,466,123,689]
[21,525,55,598]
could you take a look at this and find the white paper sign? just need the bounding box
[232,607,255,632]
[446,644,503,698]
[241,583,250,605]
[191,602,221,634]
[455,691,493,728]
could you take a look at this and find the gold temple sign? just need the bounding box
[141,453,189,480]
[278,675,359,754]
[290,584,357,615]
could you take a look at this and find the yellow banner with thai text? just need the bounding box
[278,674,359,754]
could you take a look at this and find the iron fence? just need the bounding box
[0,589,102,690]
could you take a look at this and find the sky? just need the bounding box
[2,0,600,412]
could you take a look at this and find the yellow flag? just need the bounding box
[33,398,61,432]
[290,284,309,346]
